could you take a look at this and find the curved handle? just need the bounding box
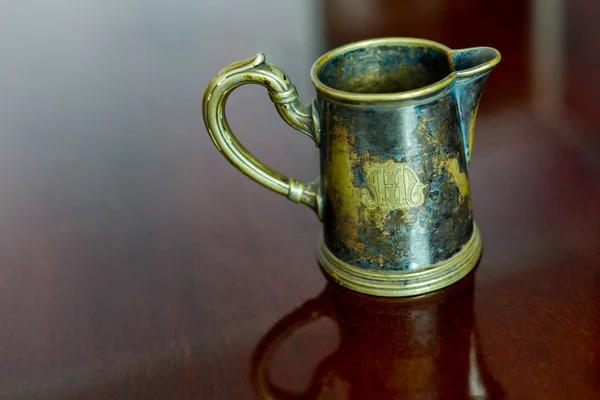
[203,53,323,219]
[250,298,335,400]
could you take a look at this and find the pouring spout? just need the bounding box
[451,47,501,168]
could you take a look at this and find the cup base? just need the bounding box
[318,224,482,297]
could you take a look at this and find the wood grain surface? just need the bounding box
[0,1,598,399]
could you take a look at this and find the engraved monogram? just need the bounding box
[360,160,426,211]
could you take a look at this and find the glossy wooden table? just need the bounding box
[0,1,599,399]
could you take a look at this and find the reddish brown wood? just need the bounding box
[0,1,598,399]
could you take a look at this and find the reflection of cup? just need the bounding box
[251,270,504,399]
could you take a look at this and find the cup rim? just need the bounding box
[309,37,495,103]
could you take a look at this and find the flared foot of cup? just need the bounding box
[318,224,483,297]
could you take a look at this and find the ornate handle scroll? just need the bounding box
[202,53,323,218]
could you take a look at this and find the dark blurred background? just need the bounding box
[2,0,598,178]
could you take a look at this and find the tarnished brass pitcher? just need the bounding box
[203,38,500,297]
